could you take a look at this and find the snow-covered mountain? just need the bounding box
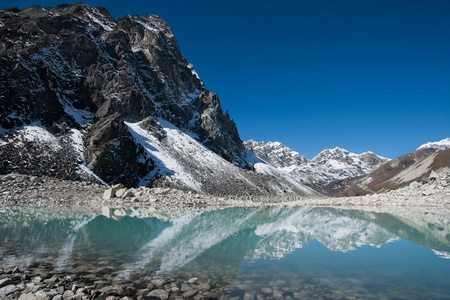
[244,140,390,188]
[244,140,309,169]
[0,4,318,197]
[417,138,450,151]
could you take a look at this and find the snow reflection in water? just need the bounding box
[0,205,449,298]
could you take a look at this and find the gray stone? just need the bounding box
[0,285,20,297]
[31,276,42,284]
[0,278,14,289]
[146,289,169,300]
[182,289,198,298]
[56,286,65,295]
[187,278,198,284]
[115,188,127,198]
[63,290,75,299]
[103,188,115,200]
[151,279,165,289]
[35,290,50,298]
[243,293,255,300]
[180,284,191,292]
[260,287,273,295]
[99,285,124,295]
[18,293,40,300]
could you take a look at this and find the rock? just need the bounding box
[62,290,75,299]
[243,292,255,300]
[182,289,198,298]
[44,275,59,286]
[103,188,115,200]
[102,207,112,218]
[422,185,436,196]
[31,276,42,284]
[146,289,169,300]
[18,293,40,300]
[180,284,191,292]
[151,279,165,289]
[56,286,65,295]
[35,290,50,298]
[260,287,272,295]
[293,291,309,299]
[99,285,124,295]
[409,181,420,188]
[187,278,198,284]
[123,190,135,198]
[429,170,439,181]
[0,285,20,296]
[152,188,171,195]
[198,283,211,291]
[0,278,14,289]
[115,188,127,198]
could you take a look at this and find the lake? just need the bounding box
[1,205,449,299]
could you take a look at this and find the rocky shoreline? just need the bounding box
[0,262,236,300]
[1,170,449,208]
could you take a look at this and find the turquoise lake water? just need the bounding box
[1,205,449,299]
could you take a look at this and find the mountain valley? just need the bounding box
[0,3,449,200]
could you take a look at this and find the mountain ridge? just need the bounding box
[244,140,390,191]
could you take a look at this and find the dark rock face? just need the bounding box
[0,128,82,180]
[193,91,247,166]
[0,3,249,185]
[83,114,153,187]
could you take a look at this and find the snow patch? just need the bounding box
[134,18,158,33]
[21,125,62,150]
[417,138,450,151]
[86,11,114,31]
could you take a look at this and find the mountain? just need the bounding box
[0,4,317,197]
[244,140,389,193]
[335,138,450,196]
[244,140,309,169]
[417,138,450,151]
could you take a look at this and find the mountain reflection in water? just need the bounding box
[1,205,449,298]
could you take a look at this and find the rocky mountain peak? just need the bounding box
[0,3,250,188]
[312,147,351,163]
[243,140,309,169]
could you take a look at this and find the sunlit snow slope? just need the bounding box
[126,119,319,196]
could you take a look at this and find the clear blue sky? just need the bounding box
[3,0,450,159]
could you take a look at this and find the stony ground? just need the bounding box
[1,170,449,208]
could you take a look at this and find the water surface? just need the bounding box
[1,205,449,299]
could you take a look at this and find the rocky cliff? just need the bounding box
[0,4,318,196]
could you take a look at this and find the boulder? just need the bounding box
[146,289,169,300]
[103,188,115,200]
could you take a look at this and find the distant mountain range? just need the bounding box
[0,4,448,198]
[244,140,389,185]
[245,138,450,196]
